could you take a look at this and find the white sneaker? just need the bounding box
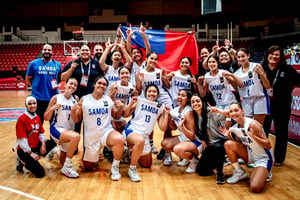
[177,159,190,167]
[111,166,121,181]
[227,168,247,184]
[238,158,245,164]
[185,157,198,173]
[247,163,255,168]
[266,171,272,182]
[61,164,79,178]
[128,167,141,182]
[47,146,58,160]
[163,152,172,166]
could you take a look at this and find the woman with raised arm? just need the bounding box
[198,54,243,128]
[44,77,80,178]
[234,48,270,124]
[168,57,197,106]
[135,51,174,161]
[99,38,133,91]
[161,89,204,173]
[71,76,125,181]
[126,23,151,86]
[122,84,169,182]
[211,102,273,193]
[191,94,228,184]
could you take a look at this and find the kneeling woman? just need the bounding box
[44,77,80,178]
[16,96,56,178]
[122,84,169,182]
[212,102,273,193]
[161,89,205,173]
[71,76,125,181]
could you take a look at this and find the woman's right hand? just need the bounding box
[30,152,40,161]
[71,62,78,70]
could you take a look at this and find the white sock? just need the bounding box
[65,157,72,166]
[112,159,120,167]
[232,162,241,170]
[129,165,136,169]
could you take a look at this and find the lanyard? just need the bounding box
[271,69,280,87]
[80,59,91,77]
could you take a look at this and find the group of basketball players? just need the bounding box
[15,24,300,193]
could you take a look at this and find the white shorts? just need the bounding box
[178,133,190,142]
[247,148,274,171]
[124,131,151,156]
[191,138,205,154]
[83,127,114,162]
[50,125,68,152]
[242,96,270,116]
[141,135,151,156]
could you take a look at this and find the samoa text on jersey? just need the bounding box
[144,80,161,87]
[173,80,191,88]
[243,79,254,87]
[209,84,225,91]
[88,108,109,115]
[141,104,159,114]
[61,105,71,111]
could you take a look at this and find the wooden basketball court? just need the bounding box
[0,90,300,200]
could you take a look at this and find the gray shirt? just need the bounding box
[198,108,227,145]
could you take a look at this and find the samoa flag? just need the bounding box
[120,26,199,75]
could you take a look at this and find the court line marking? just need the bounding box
[0,185,45,200]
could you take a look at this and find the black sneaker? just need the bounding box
[216,172,225,184]
[157,148,166,160]
[103,146,113,163]
[16,157,24,173]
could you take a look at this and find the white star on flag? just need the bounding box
[148,34,152,40]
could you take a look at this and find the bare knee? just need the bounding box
[250,184,264,193]
[224,140,235,149]
[114,134,125,146]
[173,145,184,157]
[161,139,173,151]
[72,133,80,143]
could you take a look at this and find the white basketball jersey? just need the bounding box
[130,61,146,86]
[114,80,135,105]
[169,105,192,135]
[140,68,172,106]
[125,97,165,136]
[229,117,273,161]
[52,94,77,130]
[234,62,265,97]
[205,69,236,106]
[82,94,114,140]
[105,65,120,90]
[170,71,192,105]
